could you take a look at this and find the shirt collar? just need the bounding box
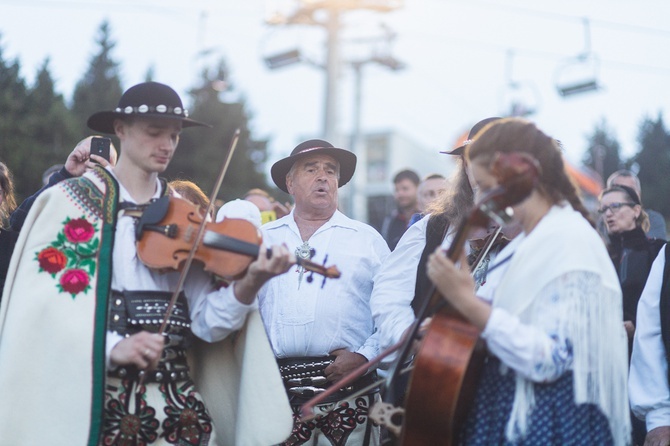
[263,209,358,234]
[108,167,162,204]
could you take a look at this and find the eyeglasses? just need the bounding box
[597,202,636,214]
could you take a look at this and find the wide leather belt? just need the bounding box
[107,289,193,384]
[278,355,336,381]
[108,344,191,384]
[277,356,379,404]
[109,290,191,336]
[109,364,191,384]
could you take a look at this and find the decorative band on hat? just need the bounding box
[115,104,189,118]
[296,146,328,155]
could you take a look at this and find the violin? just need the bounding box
[467,225,511,275]
[468,225,504,251]
[135,195,341,281]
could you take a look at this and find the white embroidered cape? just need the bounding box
[0,169,292,445]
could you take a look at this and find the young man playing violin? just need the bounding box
[258,140,390,445]
[0,82,295,445]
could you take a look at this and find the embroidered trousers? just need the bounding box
[279,393,380,446]
[100,376,216,445]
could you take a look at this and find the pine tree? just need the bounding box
[71,20,123,136]
[633,113,670,217]
[582,118,622,183]
[0,35,31,199]
[167,61,270,202]
[22,59,80,193]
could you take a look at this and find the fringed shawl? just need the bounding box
[493,204,631,446]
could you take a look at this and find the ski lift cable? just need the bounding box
[446,0,670,39]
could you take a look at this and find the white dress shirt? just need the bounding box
[371,215,431,354]
[258,209,390,360]
[371,214,480,360]
[629,247,670,432]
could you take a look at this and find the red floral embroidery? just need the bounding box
[35,216,100,299]
[64,218,95,243]
[59,269,90,295]
[37,247,67,274]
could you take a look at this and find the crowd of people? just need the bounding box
[0,81,667,446]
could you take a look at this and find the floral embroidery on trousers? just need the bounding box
[101,376,214,446]
[280,393,379,446]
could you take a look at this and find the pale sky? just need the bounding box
[1,0,669,179]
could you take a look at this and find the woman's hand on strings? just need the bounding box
[426,248,475,306]
[426,247,491,330]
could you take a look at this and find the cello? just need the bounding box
[300,151,539,445]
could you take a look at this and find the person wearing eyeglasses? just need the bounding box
[607,169,667,240]
[599,184,665,446]
[599,184,665,350]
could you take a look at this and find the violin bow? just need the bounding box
[299,218,454,420]
[136,128,240,391]
[158,128,241,335]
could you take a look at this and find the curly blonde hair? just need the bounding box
[0,162,17,228]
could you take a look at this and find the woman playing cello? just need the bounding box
[427,118,630,445]
[371,118,507,373]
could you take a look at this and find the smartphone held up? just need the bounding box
[90,137,111,164]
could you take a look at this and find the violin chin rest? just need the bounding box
[136,196,171,239]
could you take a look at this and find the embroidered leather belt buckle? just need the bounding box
[285,370,379,404]
[287,373,379,404]
[286,376,329,387]
[277,355,336,382]
[287,386,327,398]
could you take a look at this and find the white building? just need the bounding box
[339,129,454,229]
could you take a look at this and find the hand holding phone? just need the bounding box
[90,137,111,164]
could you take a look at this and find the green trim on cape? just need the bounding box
[79,168,119,446]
